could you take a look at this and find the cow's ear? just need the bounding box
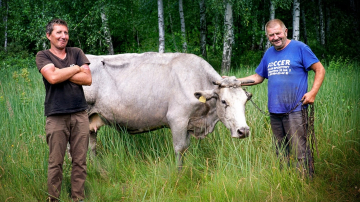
[194,90,218,101]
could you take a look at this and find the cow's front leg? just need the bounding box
[169,122,191,171]
[173,131,191,171]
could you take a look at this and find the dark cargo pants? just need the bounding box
[45,111,89,201]
[270,110,314,176]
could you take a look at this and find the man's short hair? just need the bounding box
[265,19,287,35]
[46,19,68,34]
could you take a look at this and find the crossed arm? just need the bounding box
[40,63,92,86]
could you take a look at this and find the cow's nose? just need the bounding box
[237,127,250,139]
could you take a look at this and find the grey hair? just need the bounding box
[264,19,287,35]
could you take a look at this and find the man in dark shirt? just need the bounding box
[36,19,92,202]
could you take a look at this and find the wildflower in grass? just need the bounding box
[12,71,19,82]
[21,68,31,83]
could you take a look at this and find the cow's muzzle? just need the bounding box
[232,127,250,138]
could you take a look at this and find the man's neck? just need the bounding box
[49,47,66,59]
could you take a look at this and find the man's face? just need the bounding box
[266,24,288,50]
[46,24,69,50]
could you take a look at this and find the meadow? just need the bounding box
[0,57,359,201]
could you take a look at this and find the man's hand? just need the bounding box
[69,64,92,86]
[301,91,316,105]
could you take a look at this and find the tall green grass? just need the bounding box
[0,59,359,201]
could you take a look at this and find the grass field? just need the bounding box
[0,57,359,201]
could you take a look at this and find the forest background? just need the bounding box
[0,0,359,70]
[1,0,360,201]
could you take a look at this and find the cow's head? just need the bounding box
[194,76,254,138]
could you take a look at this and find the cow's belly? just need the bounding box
[97,103,170,132]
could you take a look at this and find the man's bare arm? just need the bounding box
[302,61,326,105]
[40,64,81,84]
[238,73,265,86]
[69,64,92,86]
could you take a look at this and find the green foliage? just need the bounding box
[328,56,354,71]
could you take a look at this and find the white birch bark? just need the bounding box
[199,0,207,58]
[221,1,234,74]
[158,0,165,53]
[292,0,300,41]
[101,7,114,55]
[269,0,275,20]
[265,0,276,51]
[318,0,325,46]
[179,0,187,52]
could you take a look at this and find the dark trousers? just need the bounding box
[270,110,313,175]
[45,111,89,201]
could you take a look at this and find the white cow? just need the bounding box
[83,52,254,168]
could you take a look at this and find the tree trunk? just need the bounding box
[221,1,234,74]
[292,0,300,41]
[301,5,308,44]
[101,7,114,55]
[265,0,276,51]
[269,0,275,20]
[179,0,187,52]
[158,0,165,53]
[3,0,8,51]
[318,0,325,46]
[199,0,207,58]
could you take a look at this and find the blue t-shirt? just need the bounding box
[255,40,319,114]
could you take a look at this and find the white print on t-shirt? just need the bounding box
[267,60,291,77]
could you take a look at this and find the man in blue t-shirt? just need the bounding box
[239,19,325,177]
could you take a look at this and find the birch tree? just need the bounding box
[101,6,114,55]
[318,0,325,46]
[199,0,207,58]
[221,1,234,74]
[265,0,276,50]
[292,0,300,41]
[158,0,165,53]
[179,0,187,52]
[3,0,8,51]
